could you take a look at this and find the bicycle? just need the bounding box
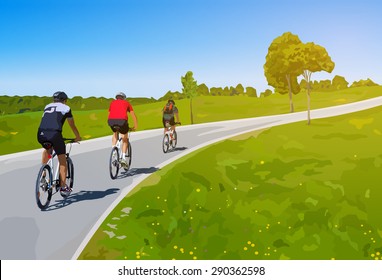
[109,128,133,179]
[162,121,181,153]
[35,138,79,210]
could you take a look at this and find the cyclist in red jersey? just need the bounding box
[108,92,138,167]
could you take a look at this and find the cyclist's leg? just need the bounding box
[58,154,67,187]
[112,131,119,147]
[37,130,52,164]
[121,133,128,154]
[119,121,129,155]
[41,149,49,164]
[108,119,120,147]
[162,117,167,134]
[170,117,176,134]
[52,133,67,188]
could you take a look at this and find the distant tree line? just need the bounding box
[159,84,258,102]
[0,95,156,115]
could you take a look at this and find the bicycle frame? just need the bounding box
[35,138,77,209]
[109,130,133,179]
[162,121,180,153]
[46,141,74,190]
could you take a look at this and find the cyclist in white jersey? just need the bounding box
[37,91,81,196]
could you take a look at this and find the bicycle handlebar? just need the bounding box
[62,138,80,143]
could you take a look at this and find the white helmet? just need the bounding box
[116,92,126,99]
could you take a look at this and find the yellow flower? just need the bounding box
[173,245,178,250]
[189,251,194,255]
[196,188,201,192]
[260,160,265,165]
[193,256,197,260]
[251,244,255,247]
[255,251,259,255]
[247,241,252,245]
[243,247,248,251]
[376,252,381,256]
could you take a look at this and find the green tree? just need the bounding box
[197,83,209,96]
[246,86,257,97]
[223,87,230,96]
[331,75,348,90]
[235,84,245,96]
[159,90,184,102]
[294,42,335,124]
[350,78,379,87]
[264,32,302,113]
[181,71,198,124]
[210,87,223,96]
[260,89,273,97]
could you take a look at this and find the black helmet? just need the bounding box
[116,92,126,99]
[168,99,175,105]
[53,91,68,102]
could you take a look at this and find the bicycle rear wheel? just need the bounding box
[36,164,53,210]
[162,134,169,153]
[109,146,120,179]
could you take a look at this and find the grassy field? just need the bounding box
[1,86,382,155]
[79,105,382,260]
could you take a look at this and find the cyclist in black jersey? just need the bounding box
[37,91,81,196]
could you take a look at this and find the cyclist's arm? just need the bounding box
[175,112,180,123]
[129,110,138,131]
[67,118,81,141]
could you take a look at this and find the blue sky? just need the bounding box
[0,0,381,98]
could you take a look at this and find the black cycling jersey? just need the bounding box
[38,102,73,132]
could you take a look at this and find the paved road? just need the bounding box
[1,97,381,260]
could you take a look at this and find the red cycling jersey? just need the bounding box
[108,99,133,120]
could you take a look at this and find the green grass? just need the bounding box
[1,86,382,155]
[79,105,382,260]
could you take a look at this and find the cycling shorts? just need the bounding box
[108,119,129,134]
[162,117,175,127]
[37,130,66,155]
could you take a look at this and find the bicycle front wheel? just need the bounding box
[171,131,177,149]
[66,157,74,188]
[124,140,132,171]
[162,134,169,153]
[109,146,120,179]
[36,164,53,210]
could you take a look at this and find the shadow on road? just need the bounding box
[43,188,120,211]
[167,146,188,153]
[118,166,159,178]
